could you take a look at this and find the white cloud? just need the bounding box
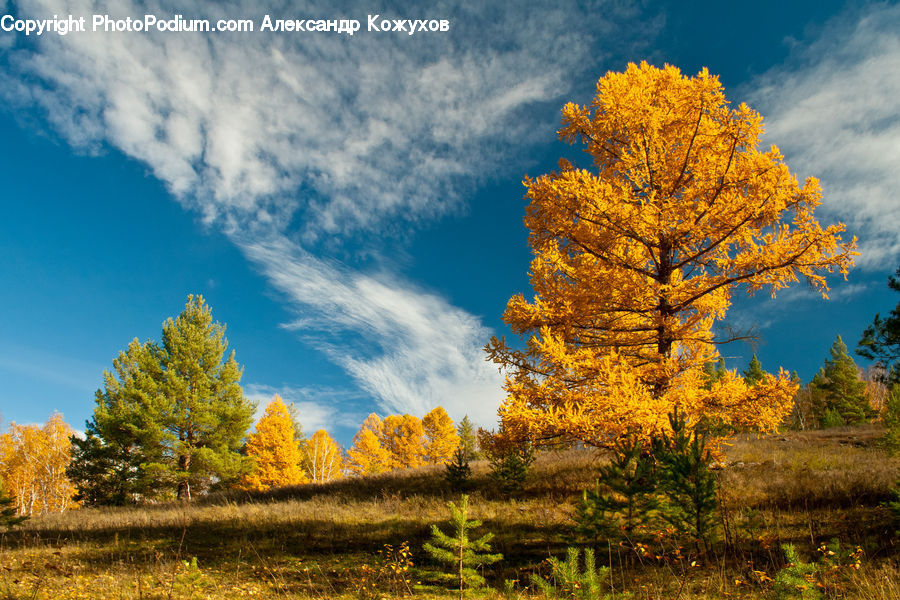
[243,382,362,435]
[3,0,622,239]
[746,3,900,269]
[240,233,505,426]
[1,0,650,429]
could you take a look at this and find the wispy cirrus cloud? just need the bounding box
[241,234,504,425]
[746,2,900,269]
[1,0,652,426]
[243,382,364,435]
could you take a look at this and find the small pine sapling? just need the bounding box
[445,446,473,492]
[655,408,719,552]
[572,436,657,542]
[773,544,822,600]
[820,407,845,429]
[530,547,611,600]
[423,494,502,599]
[489,441,535,495]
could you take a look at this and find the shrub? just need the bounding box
[489,441,535,495]
[572,437,657,543]
[530,547,611,600]
[655,409,719,552]
[773,544,821,600]
[423,494,502,599]
[444,447,473,493]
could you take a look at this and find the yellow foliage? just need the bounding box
[304,430,344,483]
[422,406,459,465]
[0,413,78,515]
[347,413,392,476]
[488,62,856,446]
[381,414,426,470]
[240,396,308,491]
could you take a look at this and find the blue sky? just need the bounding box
[1,0,899,446]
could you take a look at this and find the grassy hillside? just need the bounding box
[1,426,899,599]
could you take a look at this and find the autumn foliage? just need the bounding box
[0,413,77,515]
[347,408,460,474]
[347,413,393,476]
[304,430,344,483]
[240,396,308,491]
[422,407,460,465]
[487,62,856,446]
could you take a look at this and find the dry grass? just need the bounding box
[1,427,898,599]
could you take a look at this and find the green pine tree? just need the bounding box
[445,447,473,492]
[67,421,145,505]
[773,544,822,600]
[530,547,611,600]
[882,384,900,450]
[424,494,502,599]
[814,336,872,425]
[702,358,727,389]
[456,415,480,460]
[572,437,657,542]
[151,295,255,499]
[655,409,719,552]
[742,354,767,385]
[71,295,255,502]
[68,338,163,504]
[489,441,535,495]
[857,265,900,385]
[0,478,26,529]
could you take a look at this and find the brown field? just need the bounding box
[1,426,899,599]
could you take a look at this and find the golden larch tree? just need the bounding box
[487,62,856,446]
[0,413,77,515]
[422,406,459,465]
[304,430,344,483]
[240,396,308,491]
[381,414,426,469]
[346,413,392,476]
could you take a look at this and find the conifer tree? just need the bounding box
[655,409,718,552]
[424,494,502,599]
[773,545,822,600]
[814,336,872,425]
[530,547,610,600]
[702,358,727,390]
[573,437,657,542]
[241,396,308,491]
[0,477,26,529]
[487,440,535,495]
[70,338,162,503]
[456,415,481,460]
[71,295,255,501]
[151,295,255,499]
[444,447,472,492]
[858,265,900,385]
[423,406,459,465]
[885,479,900,536]
[68,421,142,505]
[381,414,426,469]
[347,414,392,475]
[486,62,854,447]
[743,354,767,386]
[880,384,900,450]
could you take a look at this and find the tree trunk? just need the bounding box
[177,452,191,500]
